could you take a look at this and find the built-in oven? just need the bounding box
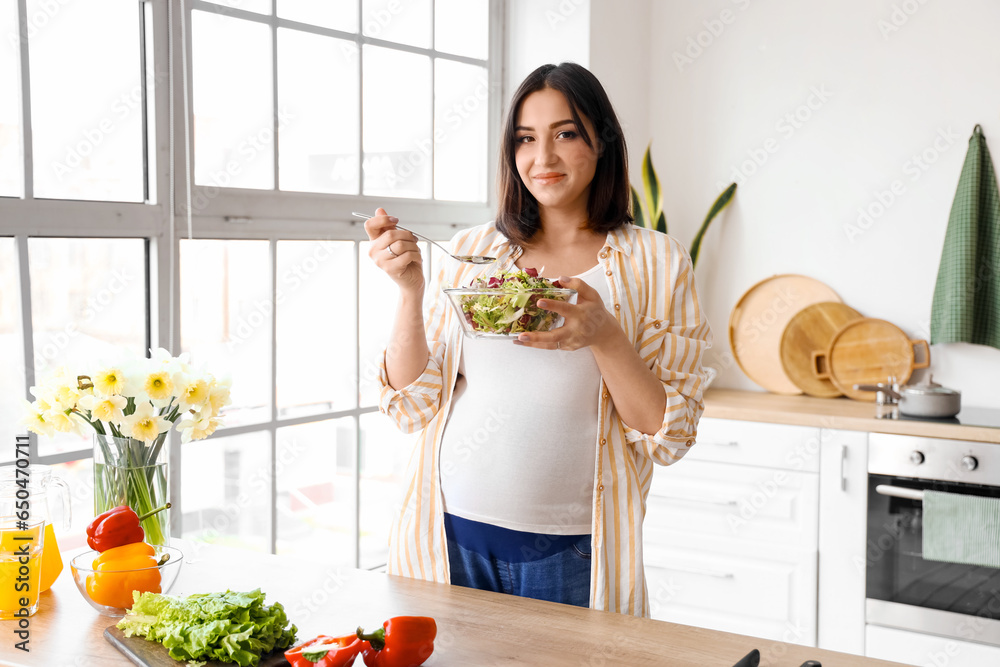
[866,433,1000,647]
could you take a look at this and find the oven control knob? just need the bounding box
[910,451,925,465]
[961,456,979,472]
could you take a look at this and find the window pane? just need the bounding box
[0,3,21,197]
[180,240,270,427]
[435,0,488,60]
[434,60,488,202]
[362,47,431,198]
[359,412,415,569]
[27,0,143,202]
[358,240,427,407]
[0,239,21,464]
[279,0,357,32]
[50,458,96,550]
[181,430,271,552]
[362,0,430,49]
[28,238,147,457]
[201,0,271,16]
[193,12,273,190]
[276,240,355,418]
[276,419,355,566]
[277,30,359,195]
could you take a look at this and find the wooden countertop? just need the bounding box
[704,388,1000,444]
[0,540,907,667]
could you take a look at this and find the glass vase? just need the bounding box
[92,434,170,547]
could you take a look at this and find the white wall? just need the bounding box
[505,0,591,101]
[640,0,1000,406]
[588,0,651,181]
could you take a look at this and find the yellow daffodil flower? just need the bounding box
[177,378,209,411]
[20,400,55,437]
[44,408,79,434]
[177,413,221,443]
[206,379,232,416]
[144,371,174,404]
[79,393,128,425]
[121,401,170,444]
[93,367,127,396]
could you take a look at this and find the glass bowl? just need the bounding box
[70,544,183,616]
[444,287,578,339]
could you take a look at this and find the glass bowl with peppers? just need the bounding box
[69,502,182,616]
[70,544,183,616]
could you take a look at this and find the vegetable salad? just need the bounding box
[457,268,572,335]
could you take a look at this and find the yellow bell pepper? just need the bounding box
[85,542,162,609]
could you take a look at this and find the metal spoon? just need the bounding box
[352,212,495,264]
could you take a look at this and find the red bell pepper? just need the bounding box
[285,634,362,667]
[356,617,436,667]
[86,503,171,552]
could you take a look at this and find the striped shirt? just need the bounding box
[377,221,713,616]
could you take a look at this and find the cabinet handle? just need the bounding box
[665,564,735,579]
[840,444,848,492]
[657,493,738,507]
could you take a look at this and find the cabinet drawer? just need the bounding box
[691,418,821,472]
[646,459,819,547]
[645,535,817,646]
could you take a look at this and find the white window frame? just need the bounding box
[180,0,504,235]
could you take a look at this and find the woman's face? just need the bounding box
[514,87,599,217]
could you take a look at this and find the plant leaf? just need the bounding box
[690,182,737,268]
[641,145,661,227]
[655,210,667,235]
[630,185,646,228]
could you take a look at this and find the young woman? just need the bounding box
[365,62,711,617]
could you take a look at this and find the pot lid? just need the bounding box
[903,374,961,396]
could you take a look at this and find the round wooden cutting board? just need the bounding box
[818,318,931,401]
[729,275,842,395]
[780,302,863,397]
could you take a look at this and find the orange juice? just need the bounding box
[38,523,62,592]
[0,521,43,619]
[0,553,41,619]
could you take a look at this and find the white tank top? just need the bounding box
[439,263,612,534]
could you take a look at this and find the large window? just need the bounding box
[189,0,495,223]
[0,0,501,569]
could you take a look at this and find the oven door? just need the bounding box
[866,474,1000,646]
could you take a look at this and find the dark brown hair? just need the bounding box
[496,62,632,246]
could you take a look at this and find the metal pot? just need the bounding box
[896,376,962,418]
[855,375,961,418]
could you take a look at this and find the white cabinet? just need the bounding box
[817,429,868,656]
[643,417,820,646]
[866,625,1000,667]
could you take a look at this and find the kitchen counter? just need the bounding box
[704,388,1000,444]
[0,540,907,667]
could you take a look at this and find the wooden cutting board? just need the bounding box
[105,626,291,666]
[815,318,931,401]
[728,274,842,395]
[779,302,863,398]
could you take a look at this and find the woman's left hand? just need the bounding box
[514,276,619,352]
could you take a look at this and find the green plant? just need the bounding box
[630,144,737,267]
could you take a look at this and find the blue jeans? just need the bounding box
[444,513,592,607]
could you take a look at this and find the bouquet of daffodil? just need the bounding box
[21,348,231,546]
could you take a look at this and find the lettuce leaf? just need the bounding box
[117,589,297,666]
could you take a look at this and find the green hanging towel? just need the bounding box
[930,125,1000,348]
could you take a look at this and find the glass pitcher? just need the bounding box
[0,465,72,592]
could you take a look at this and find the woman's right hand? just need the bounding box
[364,207,424,294]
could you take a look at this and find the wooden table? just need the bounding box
[0,540,906,667]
